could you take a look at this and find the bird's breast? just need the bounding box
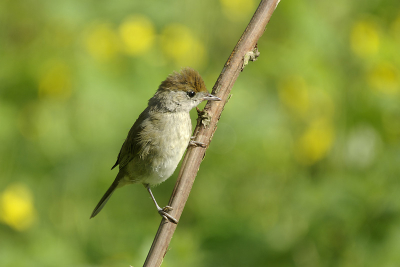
[138,112,192,185]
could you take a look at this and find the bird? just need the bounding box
[90,67,221,223]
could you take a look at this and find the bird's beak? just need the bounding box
[203,93,221,101]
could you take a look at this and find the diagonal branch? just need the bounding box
[143,0,280,266]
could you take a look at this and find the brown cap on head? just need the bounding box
[159,67,208,93]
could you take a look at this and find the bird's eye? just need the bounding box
[187,91,196,98]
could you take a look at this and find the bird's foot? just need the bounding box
[189,137,206,148]
[158,206,178,224]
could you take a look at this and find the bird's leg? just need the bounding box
[188,136,206,148]
[145,184,178,224]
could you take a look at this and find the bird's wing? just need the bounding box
[111,107,151,170]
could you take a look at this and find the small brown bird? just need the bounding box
[90,68,220,223]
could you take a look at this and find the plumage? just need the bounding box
[90,68,220,222]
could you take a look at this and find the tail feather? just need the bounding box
[90,180,119,219]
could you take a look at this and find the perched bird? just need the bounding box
[90,68,221,223]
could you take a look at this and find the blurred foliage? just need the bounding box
[1,0,400,266]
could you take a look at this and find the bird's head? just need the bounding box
[150,68,221,112]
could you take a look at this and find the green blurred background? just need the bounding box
[1,0,400,266]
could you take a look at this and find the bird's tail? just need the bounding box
[90,179,119,219]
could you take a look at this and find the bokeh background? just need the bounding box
[1,0,400,266]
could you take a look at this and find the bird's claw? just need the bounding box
[158,206,178,224]
[162,205,173,212]
[189,140,206,148]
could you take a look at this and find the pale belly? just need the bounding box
[142,145,187,185]
[124,112,192,186]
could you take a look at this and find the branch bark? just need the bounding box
[143,0,280,266]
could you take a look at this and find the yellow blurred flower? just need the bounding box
[368,61,399,94]
[160,23,207,68]
[278,76,310,118]
[220,0,256,21]
[350,19,380,58]
[118,15,155,56]
[295,118,335,165]
[0,183,36,231]
[38,61,72,100]
[84,22,120,61]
